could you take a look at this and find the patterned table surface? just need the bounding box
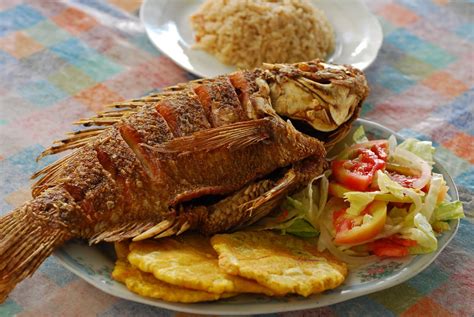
[0,0,472,316]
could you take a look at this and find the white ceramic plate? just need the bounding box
[139,0,383,78]
[54,119,460,315]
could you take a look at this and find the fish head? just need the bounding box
[264,60,369,145]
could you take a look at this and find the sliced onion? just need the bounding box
[306,174,324,227]
[402,188,423,213]
[315,175,329,225]
[392,148,431,189]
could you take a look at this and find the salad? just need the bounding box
[255,127,464,265]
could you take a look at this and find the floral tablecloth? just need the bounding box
[0,0,472,316]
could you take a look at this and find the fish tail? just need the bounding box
[0,190,74,303]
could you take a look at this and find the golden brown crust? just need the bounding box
[229,70,263,120]
[155,89,211,136]
[120,105,174,147]
[193,76,248,127]
[0,60,368,303]
[211,231,347,297]
[152,117,325,206]
[112,260,237,303]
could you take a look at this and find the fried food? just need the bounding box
[127,233,274,295]
[112,260,236,303]
[0,60,369,302]
[114,241,130,260]
[211,231,348,297]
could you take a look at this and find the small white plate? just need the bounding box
[54,119,460,315]
[139,0,383,78]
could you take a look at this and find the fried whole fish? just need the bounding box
[0,60,368,301]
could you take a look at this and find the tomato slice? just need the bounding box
[332,140,389,191]
[387,236,417,247]
[386,171,418,188]
[339,140,389,160]
[332,151,386,191]
[333,208,354,232]
[333,200,387,245]
[370,242,409,257]
[328,181,413,203]
[332,160,372,191]
[369,236,417,257]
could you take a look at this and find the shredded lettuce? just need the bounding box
[251,175,329,237]
[402,205,418,227]
[433,201,464,221]
[352,126,369,144]
[420,173,444,222]
[401,213,437,254]
[256,132,464,262]
[397,138,435,165]
[341,171,426,216]
[317,174,329,223]
[388,206,408,225]
[286,196,304,211]
[285,218,319,238]
[344,191,377,215]
[377,171,423,213]
[389,206,409,218]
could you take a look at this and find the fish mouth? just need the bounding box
[284,117,332,142]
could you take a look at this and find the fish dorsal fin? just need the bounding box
[31,96,164,196]
[31,150,81,197]
[35,91,175,161]
[150,118,273,154]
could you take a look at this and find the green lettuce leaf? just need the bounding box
[433,201,465,221]
[397,138,435,165]
[377,171,423,213]
[353,125,369,144]
[284,218,319,238]
[343,191,377,215]
[252,175,327,235]
[420,173,444,222]
[402,213,438,254]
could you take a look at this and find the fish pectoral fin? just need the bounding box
[132,219,175,241]
[88,221,162,244]
[132,206,207,241]
[236,169,297,229]
[199,169,298,235]
[147,118,273,154]
[236,156,327,229]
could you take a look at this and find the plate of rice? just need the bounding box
[140,0,383,77]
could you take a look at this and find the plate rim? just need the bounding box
[139,0,383,77]
[54,118,460,315]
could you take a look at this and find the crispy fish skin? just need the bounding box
[0,60,368,302]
